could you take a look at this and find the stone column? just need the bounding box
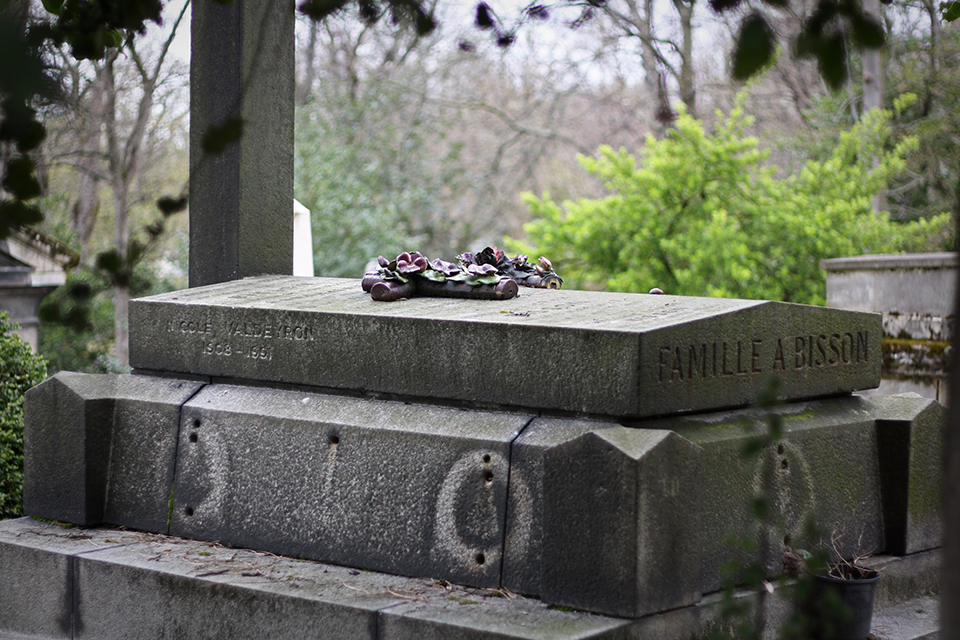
[189,0,295,287]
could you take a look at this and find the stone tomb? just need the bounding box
[21,276,942,623]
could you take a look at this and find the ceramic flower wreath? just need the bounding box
[362,247,563,301]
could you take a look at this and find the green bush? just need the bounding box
[509,95,950,305]
[0,311,47,520]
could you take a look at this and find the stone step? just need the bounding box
[872,595,939,640]
[0,518,939,640]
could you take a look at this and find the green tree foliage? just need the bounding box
[38,256,186,374]
[0,311,47,520]
[295,88,467,277]
[510,96,951,305]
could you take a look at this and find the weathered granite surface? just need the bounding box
[189,0,294,286]
[130,276,881,418]
[645,394,944,593]
[23,372,203,529]
[541,427,702,617]
[22,369,942,619]
[0,518,940,640]
[170,384,533,589]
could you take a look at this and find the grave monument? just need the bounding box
[0,1,944,637]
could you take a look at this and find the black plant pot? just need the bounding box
[809,567,881,640]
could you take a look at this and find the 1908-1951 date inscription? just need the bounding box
[166,317,317,363]
[656,331,869,383]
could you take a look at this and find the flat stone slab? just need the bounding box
[0,518,939,640]
[130,276,881,417]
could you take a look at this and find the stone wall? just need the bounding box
[822,252,955,405]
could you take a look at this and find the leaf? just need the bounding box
[413,7,437,35]
[496,32,516,47]
[298,0,347,21]
[201,117,244,154]
[16,120,46,153]
[145,221,164,239]
[526,5,549,20]
[2,156,42,201]
[709,0,743,13]
[67,282,93,302]
[127,240,145,265]
[942,0,960,20]
[40,0,64,16]
[95,249,123,275]
[156,195,188,217]
[817,32,848,90]
[849,12,884,48]
[358,0,381,23]
[0,200,43,238]
[106,29,124,49]
[420,269,448,282]
[732,13,775,81]
[475,3,495,29]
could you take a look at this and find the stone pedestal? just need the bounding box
[19,277,943,623]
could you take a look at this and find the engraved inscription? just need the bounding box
[657,332,870,383]
[226,320,315,341]
[201,340,274,361]
[165,314,315,363]
[166,320,213,334]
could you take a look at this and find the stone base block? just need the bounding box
[22,373,944,620]
[646,394,943,593]
[23,373,204,530]
[170,384,532,588]
[541,427,703,618]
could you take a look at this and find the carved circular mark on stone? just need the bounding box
[184,506,194,516]
[432,451,508,574]
[482,454,491,464]
[329,434,340,445]
[189,433,198,443]
[192,418,201,429]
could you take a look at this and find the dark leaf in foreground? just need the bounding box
[3,157,42,201]
[942,0,960,20]
[201,117,244,154]
[0,201,43,238]
[818,32,848,89]
[709,0,743,13]
[298,0,348,21]
[156,195,188,217]
[732,13,775,81]
[849,11,884,48]
[475,2,495,29]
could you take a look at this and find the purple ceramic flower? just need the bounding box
[467,263,498,276]
[396,251,428,274]
[430,259,461,277]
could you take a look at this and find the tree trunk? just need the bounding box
[71,64,108,259]
[635,0,673,131]
[672,0,696,117]
[296,19,319,104]
[861,0,882,113]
